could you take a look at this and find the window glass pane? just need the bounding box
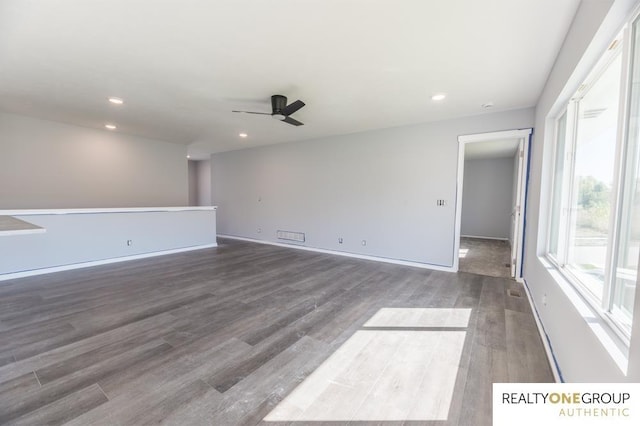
[567,52,622,299]
[612,21,640,332]
[549,112,568,257]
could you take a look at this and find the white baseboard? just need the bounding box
[461,234,509,241]
[0,243,218,282]
[521,278,563,383]
[218,234,456,273]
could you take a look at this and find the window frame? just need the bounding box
[545,23,636,345]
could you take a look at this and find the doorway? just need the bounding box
[454,129,531,280]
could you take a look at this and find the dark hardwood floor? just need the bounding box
[0,238,553,425]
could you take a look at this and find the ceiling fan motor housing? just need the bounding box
[271,95,287,114]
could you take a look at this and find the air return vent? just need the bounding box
[508,289,522,298]
[277,230,305,242]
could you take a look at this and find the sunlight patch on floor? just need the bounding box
[459,248,469,258]
[263,308,469,422]
[363,307,471,328]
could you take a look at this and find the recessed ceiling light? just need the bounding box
[108,97,124,105]
[481,102,494,109]
[431,93,446,101]
[187,155,191,159]
[239,133,248,138]
[105,123,117,130]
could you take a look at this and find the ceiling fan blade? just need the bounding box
[282,116,304,126]
[282,100,305,116]
[232,110,271,115]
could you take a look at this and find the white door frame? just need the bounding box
[510,138,526,278]
[454,128,532,280]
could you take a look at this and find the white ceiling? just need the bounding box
[464,138,521,160]
[0,0,581,158]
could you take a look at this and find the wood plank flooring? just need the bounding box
[0,238,553,425]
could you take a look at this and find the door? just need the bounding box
[455,128,532,279]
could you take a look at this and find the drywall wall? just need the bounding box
[461,157,514,239]
[211,108,534,268]
[524,0,640,382]
[196,159,212,206]
[188,160,198,206]
[0,208,217,278]
[0,112,188,209]
[187,159,211,206]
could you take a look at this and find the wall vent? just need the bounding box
[277,230,305,242]
[508,288,522,298]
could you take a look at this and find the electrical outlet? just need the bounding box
[437,199,447,206]
[543,293,547,306]
[127,240,133,246]
[338,237,343,244]
[257,228,262,233]
[361,240,367,246]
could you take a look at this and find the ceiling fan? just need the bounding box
[232,95,305,126]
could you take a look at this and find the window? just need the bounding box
[612,17,640,332]
[548,111,567,259]
[568,51,621,299]
[548,24,638,340]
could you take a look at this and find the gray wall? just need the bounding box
[187,159,211,206]
[524,0,640,381]
[211,108,534,267]
[461,157,514,239]
[0,209,217,277]
[188,160,198,206]
[0,112,188,209]
[196,160,212,206]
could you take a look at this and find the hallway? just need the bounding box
[459,237,512,278]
